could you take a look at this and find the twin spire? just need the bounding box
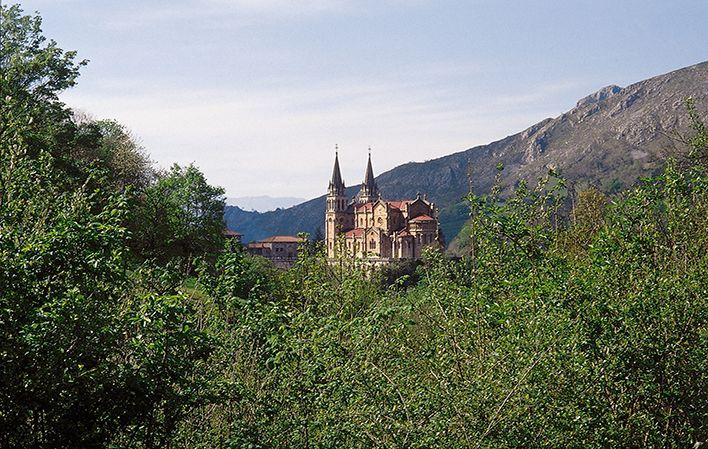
[328,146,379,203]
[363,148,376,192]
[328,146,345,195]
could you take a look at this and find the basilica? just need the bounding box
[325,150,444,263]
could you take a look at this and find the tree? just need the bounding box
[130,163,226,265]
[0,3,86,161]
[0,6,215,447]
[72,118,154,191]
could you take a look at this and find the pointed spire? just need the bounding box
[357,147,379,203]
[328,145,345,195]
[363,148,376,190]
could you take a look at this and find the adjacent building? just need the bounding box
[246,235,305,268]
[223,229,243,243]
[325,150,443,263]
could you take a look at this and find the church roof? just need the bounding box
[344,228,366,237]
[355,203,374,211]
[409,214,435,222]
[260,235,304,243]
[344,227,384,238]
[355,200,415,211]
[387,200,411,210]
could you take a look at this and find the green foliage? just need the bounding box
[605,177,624,194]
[0,3,85,162]
[173,108,706,448]
[1,3,706,448]
[0,6,215,447]
[129,163,226,266]
[72,118,153,191]
[0,144,214,447]
[686,97,707,166]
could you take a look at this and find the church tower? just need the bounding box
[356,149,379,204]
[325,148,347,258]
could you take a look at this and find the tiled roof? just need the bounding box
[396,230,412,237]
[355,199,423,211]
[260,235,304,243]
[355,203,374,211]
[223,229,242,237]
[247,242,268,249]
[387,200,410,210]
[409,214,435,222]
[344,228,366,237]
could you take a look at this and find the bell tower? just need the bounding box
[326,147,347,258]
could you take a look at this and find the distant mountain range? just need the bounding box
[226,196,306,212]
[225,61,707,245]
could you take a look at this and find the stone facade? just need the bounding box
[325,151,443,263]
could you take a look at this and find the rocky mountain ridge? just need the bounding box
[225,61,707,245]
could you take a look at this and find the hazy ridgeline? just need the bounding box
[1,4,706,448]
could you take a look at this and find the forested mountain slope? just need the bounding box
[226,61,708,243]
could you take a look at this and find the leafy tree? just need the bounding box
[130,163,226,265]
[0,3,85,163]
[0,139,215,447]
[72,118,154,192]
[0,6,214,448]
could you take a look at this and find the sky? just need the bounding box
[15,0,708,198]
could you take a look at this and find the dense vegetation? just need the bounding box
[1,4,706,448]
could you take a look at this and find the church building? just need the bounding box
[325,149,444,263]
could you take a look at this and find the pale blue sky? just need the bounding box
[17,0,708,198]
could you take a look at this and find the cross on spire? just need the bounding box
[328,147,345,195]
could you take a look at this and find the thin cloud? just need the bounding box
[61,74,582,197]
[92,0,386,31]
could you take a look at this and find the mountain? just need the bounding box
[225,61,707,244]
[226,196,306,212]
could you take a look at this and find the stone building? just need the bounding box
[325,150,443,263]
[246,235,304,268]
